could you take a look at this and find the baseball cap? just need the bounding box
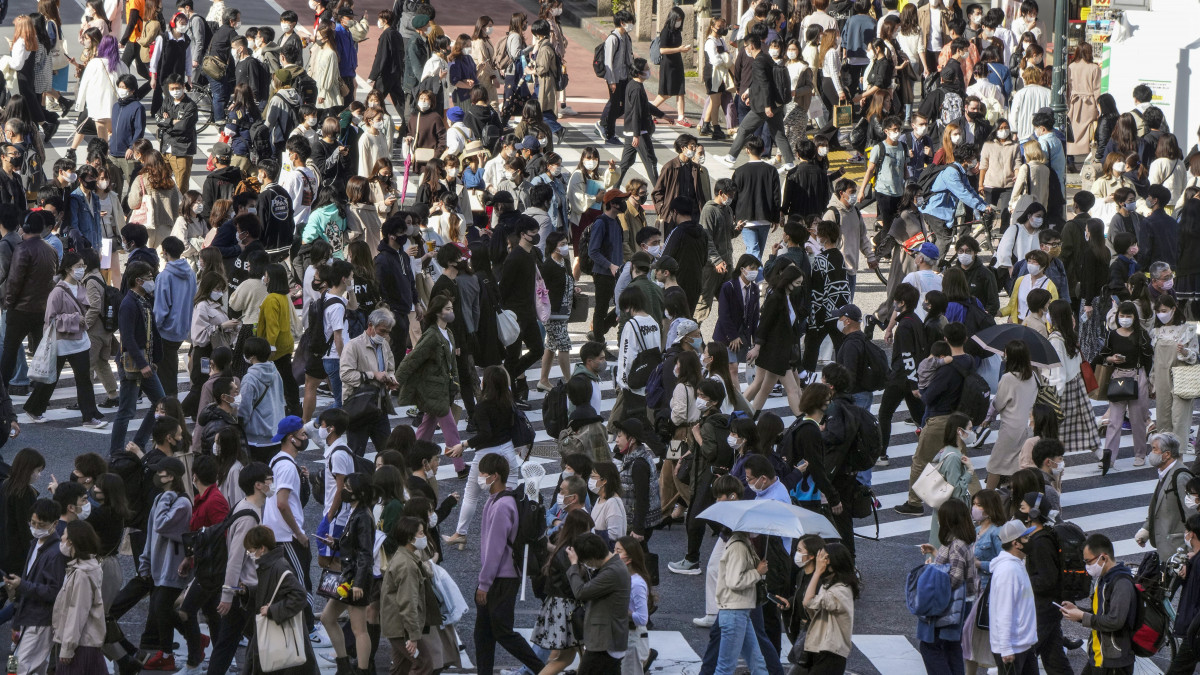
[272,415,304,443]
[601,188,629,204]
[518,135,539,150]
[997,519,1036,544]
[672,318,701,343]
[446,106,465,123]
[210,142,231,160]
[831,304,863,323]
[915,242,940,261]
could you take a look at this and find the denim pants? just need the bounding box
[0,309,29,386]
[919,636,966,675]
[109,369,165,455]
[322,357,343,407]
[851,390,873,409]
[741,225,771,282]
[454,442,521,536]
[699,606,784,675]
[210,75,233,123]
[715,609,769,675]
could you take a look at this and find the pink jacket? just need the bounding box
[44,281,89,341]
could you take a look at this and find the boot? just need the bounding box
[699,121,713,135]
[711,124,727,141]
[367,623,382,675]
[335,656,353,675]
[116,655,143,675]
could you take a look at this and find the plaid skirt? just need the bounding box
[1059,376,1101,455]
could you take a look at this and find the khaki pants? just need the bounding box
[229,154,251,172]
[908,414,951,507]
[15,625,52,675]
[164,153,193,193]
[88,328,118,399]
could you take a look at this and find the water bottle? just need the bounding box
[7,653,18,675]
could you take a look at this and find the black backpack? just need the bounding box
[107,450,152,522]
[859,339,889,392]
[592,39,609,78]
[292,71,318,107]
[952,361,991,426]
[541,381,569,439]
[249,119,275,164]
[915,163,957,199]
[86,276,122,333]
[772,61,792,106]
[311,446,376,506]
[501,487,550,597]
[577,222,596,274]
[182,508,261,590]
[1051,521,1092,601]
[844,403,883,472]
[302,294,347,358]
[626,323,661,390]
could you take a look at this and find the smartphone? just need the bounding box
[1051,601,1065,610]
[767,594,787,607]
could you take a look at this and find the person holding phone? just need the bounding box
[1058,534,1138,674]
[1092,300,1154,471]
[797,543,858,675]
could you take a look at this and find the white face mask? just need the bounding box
[552,7,563,15]
[787,50,799,60]
[556,244,570,258]
[1026,263,1041,276]
[1086,559,1104,579]
[836,318,847,332]
[887,131,900,142]
[913,125,927,138]
[210,290,224,301]
[485,25,493,35]
[794,551,809,567]
[768,48,780,58]
[428,512,438,528]
[169,88,185,100]
[418,101,431,112]
[193,202,204,215]
[1113,162,1126,174]
[958,252,974,267]
[413,536,428,550]
[683,148,696,159]
[584,159,598,171]
[950,133,963,144]
[30,525,52,539]
[1029,216,1044,228]
[281,23,292,33]
[79,501,92,520]
[1187,495,1199,510]
[117,87,131,99]
[647,244,663,257]
[996,129,1010,140]
[72,267,86,281]
[695,397,708,411]
[1157,310,1174,324]
[318,426,331,441]
[305,116,318,127]
[1118,316,1135,328]
[726,435,741,448]
[60,542,74,557]
[264,482,276,497]
[477,475,491,489]
[98,179,109,191]
[377,20,385,29]
[587,477,600,493]
[817,147,828,157]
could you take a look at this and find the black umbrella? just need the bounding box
[970,324,1061,368]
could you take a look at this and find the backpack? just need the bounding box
[497,36,516,74]
[480,122,504,155]
[87,276,123,333]
[1131,576,1170,657]
[644,362,667,410]
[906,562,952,619]
[592,39,609,78]
[541,381,569,439]
[60,226,94,255]
[843,403,883,472]
[952,361,991,427]
[249,119,275,164]
[234,175,261,197]
[107,450,151,521]
[626,323,661,390]
[501,487,549,598]
[859,339,889,392]
[915,163,957,199]
[302,294,347,359]
[182,508,261,590]
[772,61,792,106]
[649,36,662,65]
[311,445,376,506]
[292,71,318,107]
[1051,521,1092,602]
[577,222,596,273]
[705,414,736,473]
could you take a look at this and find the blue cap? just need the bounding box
[272,415,303,443]
[915,242,940,261]
[446,106,465,123]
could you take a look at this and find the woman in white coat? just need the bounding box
[71,35,125,150]
[309,24,342,115]
[985,340,1039,489]
[1149,294,1199,446]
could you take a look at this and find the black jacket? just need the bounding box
[662,220,709,313]
[1025,526,1062,606]
[311,137,351,193]
[374,240,415,316]
[748,51,785,113]
[500,245,538,317]
[731,161,781,223]
[834,330,871,394]
[206,25,236,75]
[200,166,244,219]
[156,96,198,156]
[235,54,270,103]
[369,26,405,87]
[12,537,65,628]
[256,183,295,250]
[338,505,375,598]
[1094,112,1119,156]
[922,353,971,418]
[250,547,318,674]
[464,103,501,140]
[782,162,831,220]
[622,80,656,136]
[0,485,34,573]
[539,257,571,317]
[889,311,928,387]
[820,395,858,472]
[962,257,1000,316]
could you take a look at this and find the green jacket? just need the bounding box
[395,326,459,418]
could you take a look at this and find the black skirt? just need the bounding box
[659,53,686,97]
[702,63,727,95]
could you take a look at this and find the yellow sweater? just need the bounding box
[255,293,299,359]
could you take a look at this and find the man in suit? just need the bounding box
[1136,433,1196,561]
[719,35,794,170]
[566,532,632,675]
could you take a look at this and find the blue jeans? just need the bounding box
[542,110,563,133]
[699,606,784,675]
[848,273,858,299]
[110,369,165,455]
[715,609,768,675]
[920,637,966,675]
[0,310,28,386]
[210,74,232,123]
[741,225,771,282]
[515,644,551,675]
[322,357,342,407]
[852,390,873,409]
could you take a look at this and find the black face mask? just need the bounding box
[81,179,98,191]
[968,111,985,122]
[8,154,22,169]
[717,27,729,37]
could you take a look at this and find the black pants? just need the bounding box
[456,350,477,418]
[156,339,183,398]
[806,650,848,675]
[579,651,621,675]
[147,586,185,652]
[801,320,843,373]
[120,42,150,79]
[845,62,867,99]
[24,349,98,420]
[879,381,925,455]
[208,594,249,675]
[1080,667,1132,675]
[391,310,411,366]
[617,132,659,185]
[181,343,212,419]
[728,108,795,165]
[473,577,545,675]
[876,192,903,235]
[685,479,715,563]
[1034,605,1073,675]
[1,308,42,385]
[592,274,617,341]
[600,79,629,139]
[179,582,220,667]
[504,315,544,389]
[273,354,301,417]
[992,648,1039,675]
[829,475,858,557]
[347,415,391,456]
[761,602,783,656]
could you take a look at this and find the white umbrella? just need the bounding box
[697,499,840,539]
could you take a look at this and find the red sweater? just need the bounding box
[191,484,230,530]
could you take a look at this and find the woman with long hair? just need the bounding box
[90,473,130,612]
[1149,133,1188,207]
[302,184,350,255]
[978,118,1020,235]
[396,293,466,478]
[1104,112,1143,160]
[1077,219,1113,361]
[783,38,814,149]
[1095,300,1156,470]
[895,5,923,124]
[346,175,384,251]
[1047,299,1103,458]
[471,16,500,105]
[917,501,977,675]
[184,273,240,415]
[1093,92,1120,156]
[126,150,181,248]
[700,17,731,140]
[0,448,45,573]
[799,542,859,675]
[616,535,659,674]
[171,190,207,267]
[745,262,805,414]
[309,22,343,115]
[8,15,46,124]
[531,508,593,675]
[22,252,106,428]
[963,489,1006,675]
[926,412,979,545]
[814,28,845,148]
[933,122,962,165]
[537,231,574,391]
[1066,42,1101,157]
[985,340,1039,489]
[650,6,690,126]
[319,472,376,675]
[38,0,69,113]
[662,350,703,521]
[728,417,762,485]
[702,341,753,416]
[367,157,399,220]
[1010,139,1051,206]
[345,239,380,338]
[52,521,107,674]
[224,82,260,171]
[1091,151,1135,204]
[1150,293,1198,443]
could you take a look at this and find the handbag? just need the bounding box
[912,459,955,508]
[1107,368,1139,402]
[1034,373,1062,421]
[201,54,227,80]
[667,395,693,460]
[316,568,343,600]
[568,294,589,323]
[511,409,535,450]
[410,113,436,164]
[49,22,68,71]
[128,177,155,232]
[1080,361,1099,396]
[974,578,991,630]
[674,453,693,485]
[29,324,58,384]
[1172,364,1200,399]
[256,571,307,671]
[833,104,853,127]
[495,309,520,346]
[339,79,351,97]
[343,378,384,426]
[1089,362,1113,401]
[533,266,551,323]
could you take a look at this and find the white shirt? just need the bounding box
[280,164,318,225]
[901,269,943,320]
[324,438,356,526]
[618,315,662,394]
[323,296,346,358]
[929,8,944,51]
[988,550,1038,657]
[263,451,305,542]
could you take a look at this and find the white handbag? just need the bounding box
[255,571,307,671]
[28,325,58,384]
[913,459,955,508]
[496,309,521,347]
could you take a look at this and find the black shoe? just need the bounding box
[554,126,568,145]
[465,420,477,434]
[8,385,28,396]
[699,122,713,135]
[65,148,76,163]
[457,468,471,480]
[1064,637,1084,650]
[585,330,597,342]
[894,502,925,516]
[712,125,727,141]
[66,402,80,411]
[116,655,143,675]
[643,649,659,672]
[1101,448,1112,476]
[98,397,119,408]
[514,399,532,411]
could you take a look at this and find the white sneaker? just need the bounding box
[179,664,206,675]
[83,418,108,429]
[780,163,795,172]
[560,105,577,116]
[692,614,716,627]
[718,155,737,168]
[21,412,44,424]
[309,628,332,648]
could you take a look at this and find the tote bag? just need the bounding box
[29,325,58,384]
[255,571,307,670]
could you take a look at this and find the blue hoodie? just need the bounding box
[154,259,198,343]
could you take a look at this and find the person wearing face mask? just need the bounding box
[1059,534,1140,673]
[380,516,440,675]
[1134,433,1198,562]
[469,17,500,109]
[720,34,796,171]
[1147,294,1197,445]
[338,309,399,456]
[530,153,569,243]
[7,498,66,675]
[47,519,107,675]
[229,337,284,464]
[651,135,710,237]
[697,181,738,321]
[109,260,169,455]
[240,524,320,675]
[612,57,661,187]
[318,471,376,675]
[984,519,1040,673]
[588,190,631,343]
[1134,185,1179,273]
[668,380,732,576]
[20,252,107,429]
[1094,300,1154,469]
[648,7,690,129]
[589,462,627,543]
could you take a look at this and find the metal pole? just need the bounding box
[1050,0,1070,132]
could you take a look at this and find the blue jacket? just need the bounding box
[841,15,876,59]
[334,24,357,78]
[1136,209,1179,270]
[588,213,623,277]
[530,173,569,235]
[238,362,286,446]
[138,490,192,588]
[713,277,760,345]
[119,290,162,370]
[919,163,989,224]
[109,97,146,157]
[1037,132,1067,197]
[66,188,102,248]
[154,259,197,343]
[12,537,65,628]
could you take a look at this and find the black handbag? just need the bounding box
[1107,370,1139,402]
[974,578,991,630]
[343,378,384,426]
[569,293,590,323]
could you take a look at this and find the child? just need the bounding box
[917,341,954,392]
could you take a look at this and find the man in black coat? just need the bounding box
[949,95,993,150]
[661,197,710,315]
[204,8,240,125]
[403,16,433,121]
[375,214,418,364]
[730,135,781,282]
[617,58,660,185]
[719,34,794,169]
[233,36,269,105]
[781,139,831,223]
[369,9,406,125]
[500,217,545,403]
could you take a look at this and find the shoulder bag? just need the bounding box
[256,571,307,670]
[912,456,955,508]
[410,113,436,164]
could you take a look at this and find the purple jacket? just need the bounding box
[713,277,760,346]
[478,492,519,591]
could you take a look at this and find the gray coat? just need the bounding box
[566,555,631,653]
[238,362,286,447]
[699,199,736,267]
[138,491,193,589]
[1143,461,1196,561]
